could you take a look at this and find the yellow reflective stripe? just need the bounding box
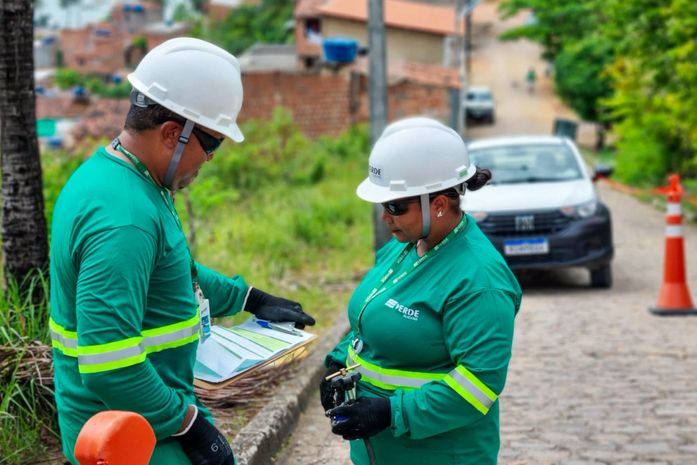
[77,336,142,355]
[347,346,446,390]
[78,353,147,374]
[49,317,78,356]
[49,317,77,339]
[142,311,199,338]
[145,332,199,355]
[50,308,201,374]
[51,338,78,357]
[444,366,497,415]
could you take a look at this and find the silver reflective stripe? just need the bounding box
[78,344,143,366]
[78,324,201,366]
[347,350,443,390]
[448,368,495,409]
[667,203,681,215]
[666,225,683,237]
[142,324,200,349]
[50,329,77,349]
[353,365,433,388]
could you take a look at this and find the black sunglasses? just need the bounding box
[191,126,225,155]
[381,198,420,216]
[382,190,461,216]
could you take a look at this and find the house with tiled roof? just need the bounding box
[295,0,461,70]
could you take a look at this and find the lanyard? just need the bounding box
[111,139,199,288]
[355,214,467,335]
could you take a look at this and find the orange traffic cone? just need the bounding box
[649,174,697,316]
[74,411,156,465]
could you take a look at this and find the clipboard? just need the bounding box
[193,317,317,390]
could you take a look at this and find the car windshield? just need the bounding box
[467,91,491,101]
[469,143,583,185]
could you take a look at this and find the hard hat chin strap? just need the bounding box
[163,120,195,189]
[419,194,431,239]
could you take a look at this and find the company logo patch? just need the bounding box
[369,164,382,178]
[385,298,420,321]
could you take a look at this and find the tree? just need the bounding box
[195,0,294,56]
[0,0,49,294]
[603,0,697,182]
[554,36,614,150]
[498,0,599,60]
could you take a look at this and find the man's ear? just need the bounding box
[160,121,181,150]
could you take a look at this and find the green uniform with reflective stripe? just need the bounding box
[50,148,249,465]
[326,215,521,465]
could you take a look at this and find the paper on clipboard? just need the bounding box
[194,316,316,386]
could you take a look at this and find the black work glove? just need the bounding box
[319,361,346,412]
[174,407,235,465]
[327,397,391,440]
[244,287,315,329]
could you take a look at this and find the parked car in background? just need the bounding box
[463,135,614,287]
[464,86,495,124]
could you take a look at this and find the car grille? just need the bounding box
[477,210,572,237]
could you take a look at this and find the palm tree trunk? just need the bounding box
[0,0,49,295]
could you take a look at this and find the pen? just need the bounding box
[255,318,303,336]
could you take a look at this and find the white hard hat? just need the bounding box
[127,37,244,142]
[356,117,476,203]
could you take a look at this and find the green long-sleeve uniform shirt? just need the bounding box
[50,147,249,465]
[326,215,521,465]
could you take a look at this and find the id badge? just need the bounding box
[195,286,211,342]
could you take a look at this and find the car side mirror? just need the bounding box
[592,163,614,182]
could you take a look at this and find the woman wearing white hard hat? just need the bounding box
[320,117,521,465]
[49,38,315,465]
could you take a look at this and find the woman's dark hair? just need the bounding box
[124,103,183,132]
[431,166,492,213]
[466,166,492,192]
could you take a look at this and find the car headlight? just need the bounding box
[468,211,489,222]
[561,200,598,218]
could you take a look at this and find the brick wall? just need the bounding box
[239,71,451,138]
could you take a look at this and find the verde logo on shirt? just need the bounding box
[385,298,420,321]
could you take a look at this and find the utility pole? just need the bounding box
[368,0,391,251]
[449,0,465,135]
[452,0,479,138]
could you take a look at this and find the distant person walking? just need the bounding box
[526,67,537,93]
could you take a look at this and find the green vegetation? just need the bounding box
[54,68,131,99]
[499,0,697,190]
[0,109,373,463]
[0,274,56,465]
[192,0,294,56]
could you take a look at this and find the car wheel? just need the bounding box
[489,113,496,124]
[590,264,612,288]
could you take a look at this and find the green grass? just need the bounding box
[0,273,58,465]
[0,109,375,463]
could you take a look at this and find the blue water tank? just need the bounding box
[122,4,131,12]
[72,86,86,98]
[47,136,64,149]
[35,85,46,95]
[323,37,358,64]
[132,4,144,12]
[112,74,123,84]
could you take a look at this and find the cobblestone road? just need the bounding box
[273,2,697,464]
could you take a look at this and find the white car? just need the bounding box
[464,86,495,124]
[463,135,614,287]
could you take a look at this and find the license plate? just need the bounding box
[503,238,549,256]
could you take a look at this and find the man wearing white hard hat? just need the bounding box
[49,38,315,465]
[320,117,521,465]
